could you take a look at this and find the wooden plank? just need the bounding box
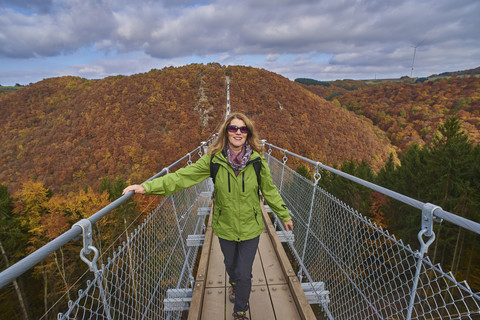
[201,287,226,320]
[258,232,287,285]
[188,281,205,320]
[188,212,213,320]
[260,201,317,320]
[287,275,317,320]
[251,247,266,286]
[260,202,296,280]
[249,284,276,319]
[206,234,227,288]
[225,288,235,320]
[269,284,302,320]
[194,213,213,283]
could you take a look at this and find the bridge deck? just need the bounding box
[188,202,316,320]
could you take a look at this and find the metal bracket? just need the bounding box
[421,203,442,237]
[187,234,205,247]
[199,141,206,157]
[313,163,321,183]
[276,231,295,243]
[197,207,211,216]
[73,219,93,255]
[301,282,330,305]
[199,191,212,198]
[164,288,193,311]
[73,219,100,272]
[264,205,273,213]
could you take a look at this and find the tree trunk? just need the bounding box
[54,249,71,301]
[455,230,465,276]
[465,241,474,282]
[43,262,48,316]
[431,224,442,264]
[451,228,462,275]
[0,239,30,320]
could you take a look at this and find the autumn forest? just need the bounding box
[1,63,479,318]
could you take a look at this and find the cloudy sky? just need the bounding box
[1,0,479,86]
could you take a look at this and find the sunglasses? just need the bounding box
[227,125,249,134]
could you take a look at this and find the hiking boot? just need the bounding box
[232,311,249,320]
[228,283,236,303]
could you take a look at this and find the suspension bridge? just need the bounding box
[1,139,480,319]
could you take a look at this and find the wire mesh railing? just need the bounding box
[58,179,213,319]
[2,139,480,319]
[0,140,213,319]
[263,142,480,320]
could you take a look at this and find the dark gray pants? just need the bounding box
[218,235,260,313]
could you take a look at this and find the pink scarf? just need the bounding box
[225,143,253,175]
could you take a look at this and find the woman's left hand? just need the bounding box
[284,220,293,231]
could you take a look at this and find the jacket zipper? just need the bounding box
[253,208,259,225]
[242,172,245,192]
[228,173,231,192]
[215,154,259,194]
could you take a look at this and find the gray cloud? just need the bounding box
[1,0,479,83]
[0,0,54,13]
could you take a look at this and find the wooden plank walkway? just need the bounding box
[188,202,316,320]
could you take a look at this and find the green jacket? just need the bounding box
[141,150,291,241]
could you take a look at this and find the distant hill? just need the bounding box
[296,67,480,151]
[0,64,395,193]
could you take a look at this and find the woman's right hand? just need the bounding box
[122,184,146,195]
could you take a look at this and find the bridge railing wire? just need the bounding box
[263,141,480,320]
[3,137,480,319]
[0,139,214,319]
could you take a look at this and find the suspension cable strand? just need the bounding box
[406,229,436,320]
[298,163,321,281]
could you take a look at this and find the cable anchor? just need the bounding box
[73,219,99,272]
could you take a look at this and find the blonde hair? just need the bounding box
[208,112,264,155]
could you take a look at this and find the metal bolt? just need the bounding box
[272,287,277,291]
[292,278,297,282]
[197,283,201,287]
[209,280,213,284]
[261,288,265,292]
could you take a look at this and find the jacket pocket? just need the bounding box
[253,207,259,225]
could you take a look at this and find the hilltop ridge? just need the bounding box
[0,63,395,193]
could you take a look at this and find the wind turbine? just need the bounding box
[410,39,425,77]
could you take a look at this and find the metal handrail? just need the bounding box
[0,140,212,289]
[263,141,480,235]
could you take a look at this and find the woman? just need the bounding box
[123,112,293,319]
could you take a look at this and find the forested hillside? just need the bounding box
[299,74,480,151]
[0,63,394,194]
